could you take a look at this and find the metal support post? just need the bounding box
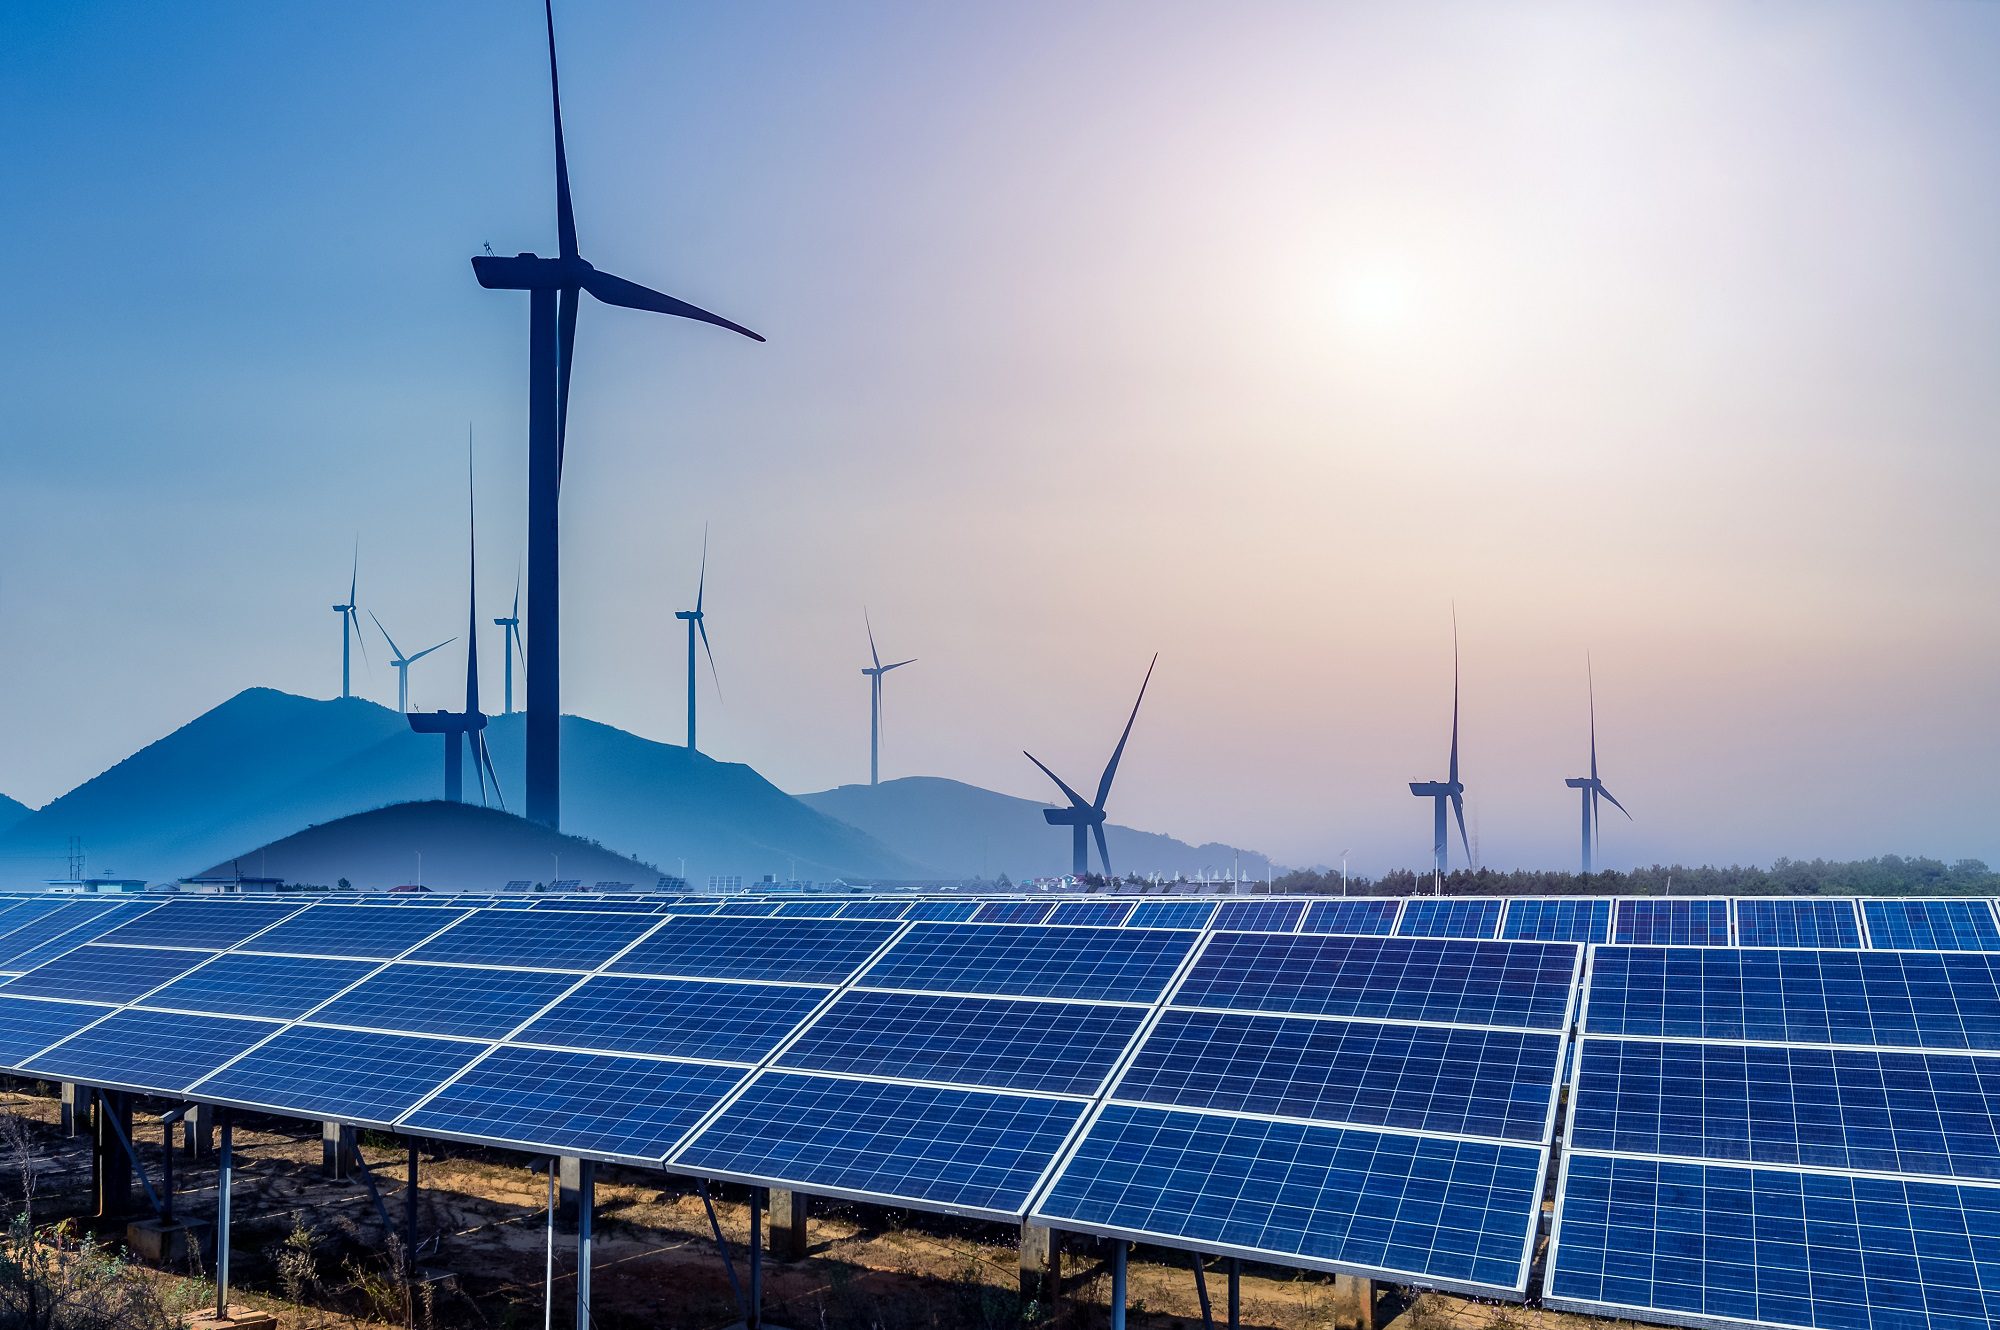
[698,1181,748,1321]
[575,1159,594,1330]
[215,1111,234,1319]
[404,1142,419,1276]
[749,1186,764,1329]
[1192,1252,1213,1329]
[1111,1241,1128,1330]
[1228,1257,1241,1329]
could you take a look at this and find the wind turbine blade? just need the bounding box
[1023,751,1091,810]
[1588,653,1599,782]
[544,0,576,261]
[1092,823,1113,879]
[465,437,480,712]
[368,611,403,662]
[350,610,372,667]
[1598,785,1633,820]
[474,732,490,807]
[695,523,708,613]
[1451,791,1471,867]
[1448,610,1460,787]
[407,638,454,665]
[865,609,881,671]
[512,568,521,621]
[480,734,506,811]
[698,617,721,700]
[578,268,764,342]
[556,284,578,469]
[349,541,358,607]
[1094,653,1158,811]
[881,658,916,672]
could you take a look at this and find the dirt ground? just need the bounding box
[0,1084,1615,1330]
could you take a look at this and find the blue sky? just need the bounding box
[3,1,1997,872]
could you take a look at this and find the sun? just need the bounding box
[1332,260,1419,341]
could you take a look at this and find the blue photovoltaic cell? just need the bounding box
[24,1007,276,1093]
[1612,898,1731,946]
[1178,934,1578,1031]
[140,952,377,1019]
[405,1046,745,1161]
[779,990,1145,1096]
[90,900,301,949]
[1038,1103,1544,1292]
[836,902,910,920]
[678,1072,1086,1217]
[860,924,1197,1003]
[1300,899,1402,936]
[1735,897,1863,949]
[246,905,469,959]
[613,916,900,985]
[0,899,66,940]
[1501,898,1611,944]
[1864,899,2000,951]
[0,944,208,1003]
[514,975,829,1062]
[901,901,982,923]
[1125,901,1217,931]
[0,903,157,970]
[1117,1011,1561,1141]
[775,900,847,917]
[405,909,658,970]
[717,903,784,917]
[1214,900,1306,933]
[0,996,114,1066]
[312,964,578,1040]
[193,1025,486,1124]
[1048,901,1135,928]
[1571,1038,2000,1181]
[1396,898,1505,939]
[1585,947,2000,1050]
[972,901,1057,925]
[1549,1154,2000,1330]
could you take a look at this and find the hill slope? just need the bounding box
[197,801,658,892]
[0,794,31,837]
[800,776,1262,881]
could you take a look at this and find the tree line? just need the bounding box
[1267,854,2000,898]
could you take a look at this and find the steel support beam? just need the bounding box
[574,1159,594,1330]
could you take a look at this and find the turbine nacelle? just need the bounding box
[1042,806,1103,829]
[1408,780,1462,798]
[408,709,489,735]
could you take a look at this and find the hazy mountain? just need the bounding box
[800,776,1264,882]
[0,795,32,836]
[197,800,659,892]
[0,688,925,886]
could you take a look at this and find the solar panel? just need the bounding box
[1213,900,1306,932]
[611,916,901,985]
[836,902,909,920]
[0,902,160,970]
[1300,899,1402,936]
[1546,1154,2000,1330]
[1125,901,1216,930]
[0,898,67,941]
[0,944,209,1004]
[1048,901,1135,928]
[1570,1037,2000,1181]
[513,976,830,1062]
[1733,897,1864,948]
[1036,1103,1545,1294]
[901,901,983,923]
[311,964,579,1040]
[716,902,785,917]
[972,901,1057,925]
[0,995,115,1065]
[858,924,1198,1003]
[675,1072,1087,1219]
[1115,1011,1562,1142]
[777,991,1146,1096]
[1396,898,1504,939]
[1176,934,1578,1031]
[775,900,848,918]
[1500,898,1611,943]
[405,909,658,970]
[23,1008,278,1095]
[139,952,378,1019]
[192,1025,487,1125]
[1863,898,2000,951]
[1584,947,2000,1050]
[1613,897,1731,946]
[91,899,301,950]
[404,1047,746,1163]
[245,905,469,959]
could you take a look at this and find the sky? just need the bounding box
[2,0,1997,875]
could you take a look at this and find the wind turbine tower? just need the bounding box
[471,0,763,829]
[1564,658,1631,874]
[1026,654,1158,879]
[673,527,719,752]
[861,612,914,786]
[492,573,523,715]
[1408,616,1471,877]
[409,457,503,806]
[370,613,452,714]
[331,547,363,700]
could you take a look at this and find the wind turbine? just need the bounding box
[1025,654,1158,879]
[1565,657,1631,874]
[673,528,720,753]
[370,613,452,714]
[1408,616,1471,877]
[492,571,524,715]
[472,0,763,829]
[861,612,914,786]
[409,454,503,807]
[330,546,365,700]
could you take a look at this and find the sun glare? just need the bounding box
[1333,260,1419,341]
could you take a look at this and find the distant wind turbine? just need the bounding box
[331,544,365,700]
[1025,654,1158,879]
[409,452,503,806]
[1408,615,1471,877]
[673,527,720,753]
[861,612,914,786]
[369,613,452,714]
[492,570,524,715]
[1564,657,1631,874]
[472,0,763,829]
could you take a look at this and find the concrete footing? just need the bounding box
[1020,1222,1062,1317]
[321,1122,355,1180]
[126,1217,211,1267]
[767,1189,808,1261]
[189,1307,279,1330]
[1330,1273,1378,1330]
[60,1083,82,1137]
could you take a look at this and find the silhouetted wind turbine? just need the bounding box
[1408,617,1471,877]
[673,527,720,753]
[472,0,763,829]
[370,613,452,714]
[409,454,503,807]
[1564,658,1631,874]
[1025,654,1158,879]
[331,546,365,700]
[492,570,524,715]
[861,612,914,786]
